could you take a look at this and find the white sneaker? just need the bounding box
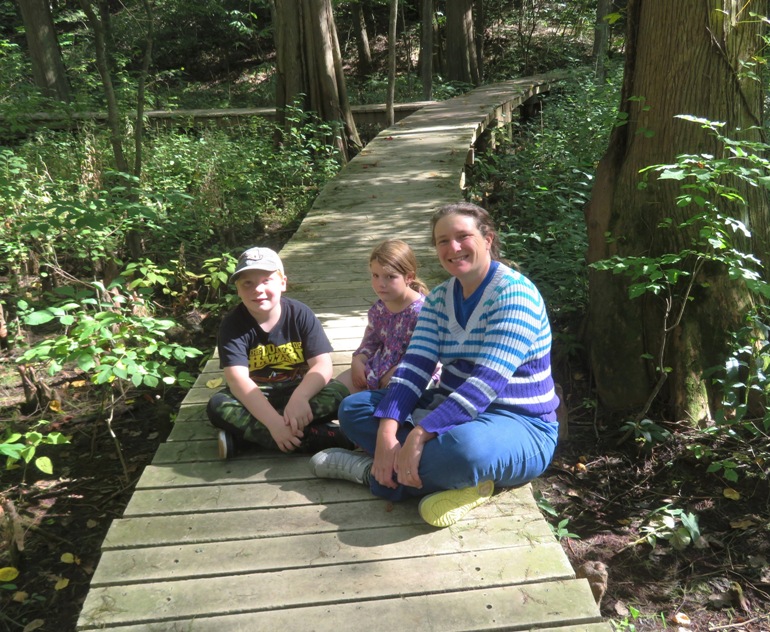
[310,448,372,485]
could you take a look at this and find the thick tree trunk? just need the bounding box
[17,0,71,102]
[273,0,361,161]
[584,0,769,422]
[445,0,480,85]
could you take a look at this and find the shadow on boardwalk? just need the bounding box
[77,77,610,632]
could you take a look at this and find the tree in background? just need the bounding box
[419,0,432,100]
[351,0,373,77]
[272,0,362,162]
[584,0,769,422]
[15,0,71,102]
[445,0,480,85]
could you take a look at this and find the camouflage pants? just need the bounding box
[206,379,349,450]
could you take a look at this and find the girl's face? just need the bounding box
[370,259,413,305]
[433,213,493,286]
[235,269,286,321]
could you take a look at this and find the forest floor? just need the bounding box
[1,333,769,632]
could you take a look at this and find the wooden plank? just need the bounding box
[78,580,600,631]
[88,515,559,586]
[103,486,541,550]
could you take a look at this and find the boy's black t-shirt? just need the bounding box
[218,298,333,385]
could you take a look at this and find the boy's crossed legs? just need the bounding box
[207,379,354,457]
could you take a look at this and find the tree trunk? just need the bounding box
[592,0,611,83]
[445,0,480,85]
[17,0,71,102]
[351,2,372,77]
[273,0,361,161]
[77,0,129,174]
[419,0,433,100]
[584,0,769,423]
[386,0,397,127]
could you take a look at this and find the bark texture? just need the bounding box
[273,0,361,161]
[445,0,480,85]
[17,0,71,102]
[584,0,768,422]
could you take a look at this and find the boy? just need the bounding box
[207,247,353,458]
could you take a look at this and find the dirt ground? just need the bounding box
[1,349,769,632]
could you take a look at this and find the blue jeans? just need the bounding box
[338,389,559,502]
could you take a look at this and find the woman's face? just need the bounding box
[433,213,493,285]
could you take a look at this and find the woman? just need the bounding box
[310,202,560,528]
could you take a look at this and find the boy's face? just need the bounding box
[235,269,286,321]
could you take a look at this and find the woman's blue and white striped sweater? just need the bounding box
[373,262,559,434]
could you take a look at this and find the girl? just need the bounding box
[336,239,432,394]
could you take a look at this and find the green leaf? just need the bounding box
[35,456,53,475]
[25,310,56,325]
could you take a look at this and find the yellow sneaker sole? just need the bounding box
[418,480,495,528]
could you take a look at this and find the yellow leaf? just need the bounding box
[48,399,61,412]
[71,380,87,388]
[0,566,20,582]
[672,612,691,625]
[60,553,76,564]
[723,488,741,500]
[730,518,757,530]
[13,591,28,603]
[22,620,45,632]
[206,378,223,389]
[54,577,69,590]
[86,519,99,528]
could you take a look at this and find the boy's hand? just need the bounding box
[283,394,313,433]
[266,417,303,453]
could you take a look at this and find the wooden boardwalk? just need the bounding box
[77,76,610,631]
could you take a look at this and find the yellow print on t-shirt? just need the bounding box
[249,342,305,372]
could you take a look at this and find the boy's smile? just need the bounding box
[235,269,286,323]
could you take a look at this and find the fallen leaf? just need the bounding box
[54,577,69,591]
[0,567,19,582]
[60,553,80,565]
[730,518,757,530]
[206,378,223,389]
[48,400,62,412]
[71,380,87,388]
[672,612,691,626]
[13,591,28,603]
[22,620,45,632]
[86,519,99,528]
[723,487,741,500]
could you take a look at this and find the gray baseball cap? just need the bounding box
[230,247,284,283]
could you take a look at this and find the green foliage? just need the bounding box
[468,67,623,328]
[619,417,672,449]
[1,420,70,475]
[591,116,770,479]
[533,490,580,542]
[639,505,701,552]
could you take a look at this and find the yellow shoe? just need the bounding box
[418,480,495,528]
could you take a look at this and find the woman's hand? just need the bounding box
[372,418,400,488]
[396,425,436,489]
